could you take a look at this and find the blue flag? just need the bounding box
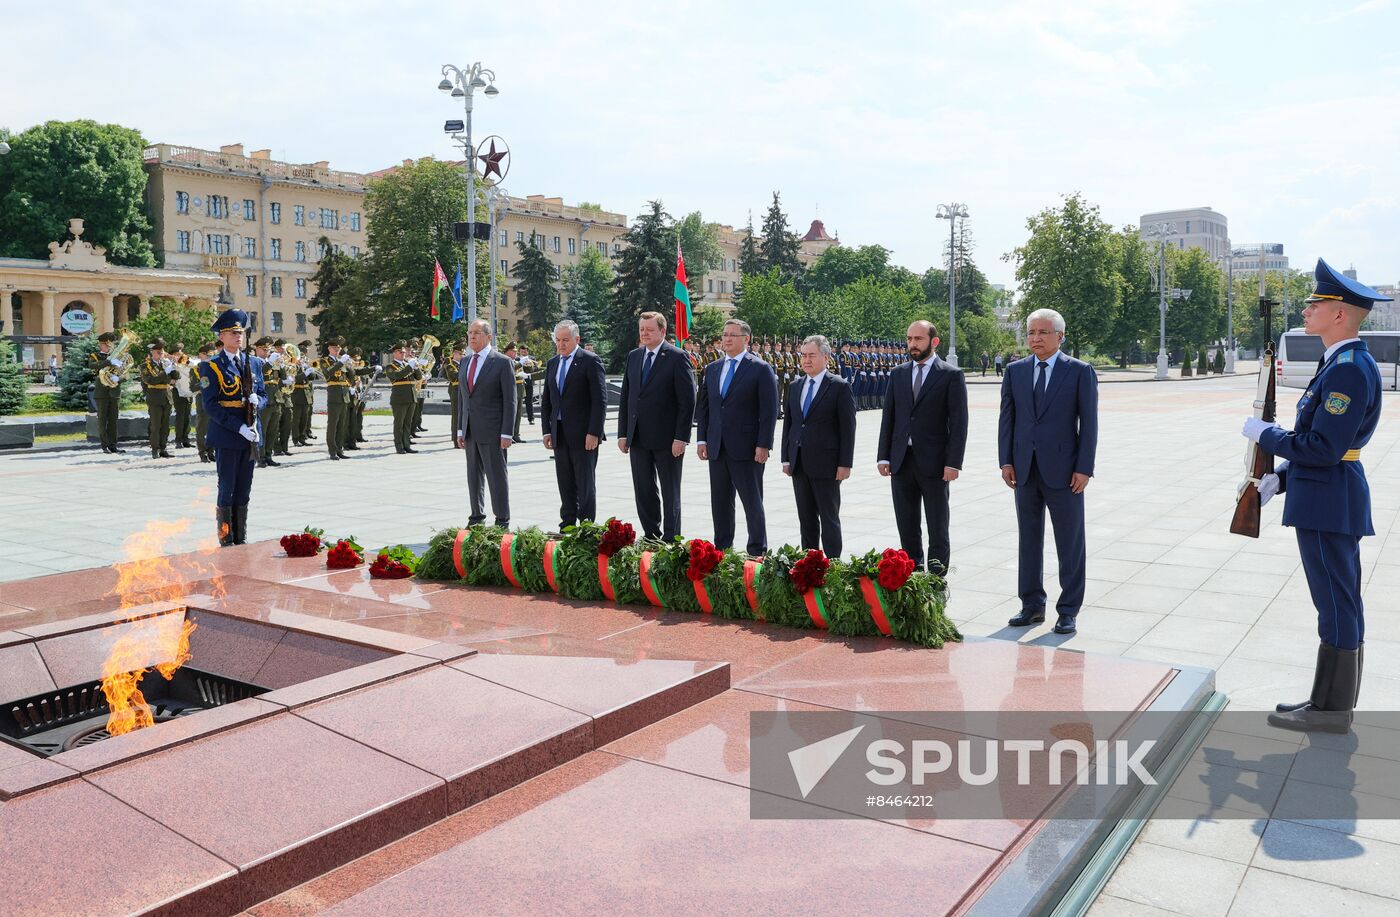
[451,262,464,322]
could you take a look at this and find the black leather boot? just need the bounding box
[217,506,234,547]
[1276,644,1329,713]
[1268,644,1357,734]
[231,505,248,545]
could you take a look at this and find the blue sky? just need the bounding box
[4,0,1398,288]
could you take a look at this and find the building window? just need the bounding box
[295,313,307,334]
[270,202,281,224]
[567,238,576,255]
[243,238,256,258]
[597,241,606,254]
[500,259,508,272]
[176,191,189,214]
[350,212,361,231]
[350,245,360,259]
[707,279,714,293]
[270,238,281,260]
[515,231,524,243]
[1184,221,1191,234]
[270,277,282,298]
[552,236,561,253]
[176,230,191,253]
[317,240,329,259]
[271,312,283,332]
[293,205,305,226]
[246,275,258,297]
[319,208,338,230]
[243,199,255,220]
[294,241,306,262]
[497,229,507,247]
[295,278,306,299]
[209,195,229,219]
[206,234,231,255]
[553,264,561,279]
[248,312,258,332]
[613,243,620,255]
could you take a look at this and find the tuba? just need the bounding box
[98,328,140,387]
[280,343,300,395]
[418,334,440,374]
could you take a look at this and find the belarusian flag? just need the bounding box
[674,241,692,341]
[430,259,448,320]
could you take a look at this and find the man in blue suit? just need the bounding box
[1249,258,1389,733]
[999,309,1098,635]
[696,318,778,556]
[540,319,608,530]
[199,309,266,547]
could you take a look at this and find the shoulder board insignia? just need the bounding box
[1325,392,1352,415]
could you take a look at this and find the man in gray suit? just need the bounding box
[456,319,515,527]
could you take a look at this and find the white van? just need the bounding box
[1276,330,1400,391]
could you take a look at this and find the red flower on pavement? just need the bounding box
[789,549,830,594]
[686,539,723,581]
[369,552,413,579]
[280,532,322,557]
[877,547,916,591]
[598,518,636,558]
[326,540,363,569]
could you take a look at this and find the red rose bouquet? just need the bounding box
[686,539,723,582]
[877,548,917,592]
[280,531,322,557]
[326,539,363,569]
[598,518,636,558]
[369,552,413,579]
[789,549,830,594]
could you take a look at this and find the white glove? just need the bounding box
[1242,417,1279,443]
[238,424,259,443]
[339,354,352,365]
[161,358,174,371]
[1256,473,1280,507]
[269,352,282,366]
[373,364,383,372]
[247,393,264,409]
[108,355,122,366]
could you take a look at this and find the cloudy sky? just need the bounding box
[4,0,1398,288]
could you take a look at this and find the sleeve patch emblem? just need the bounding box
[200,375,210,390]
[1325,392,1351,415]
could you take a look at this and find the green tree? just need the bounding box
[0,120,154,266]
[0,337,27,415]
[689,305,728,344]
[560,244,612,345]
[306,237,363,341]
[1166,246,1224,350]
[127,298,220,355]
[953,312,1016,369]
[941,218,988,316]
[757,192,804,282]
[734,268,803,339]
[804,244,894,294]
[676,212,723,298]
[605,200,677,370]
[56,334,102,410]
[511,234,561,333]
[1006,193,1122,356]
[817,276,926,342]
[1107,229,1160,365]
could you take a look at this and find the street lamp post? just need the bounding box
[439,62,498,325]
[935,202,968,368]
[1224,249,1238,373]
[486,184,505,332]
[1143,222,1178,379]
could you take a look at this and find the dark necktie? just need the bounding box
[642,350,654,384]
[556,357,570,420]
[913,362,926,397]
[1034,361,1049,410]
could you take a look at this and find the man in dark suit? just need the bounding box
[999,308,1099,635]
[782,335,856,558]
[617,311,696,542]
[455,319,516,527]
[876,320,968,574]
[696,318,778,556]
[541,320,607,530]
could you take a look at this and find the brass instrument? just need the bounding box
[417,334,440,373]
[98,329,140,387]
[279,343,300,395]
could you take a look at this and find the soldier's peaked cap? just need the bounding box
[1308,258,1393,310]
[211,310,249,333]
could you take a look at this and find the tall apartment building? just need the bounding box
[144,143,370,341]
[1227,243,1290,276]
[1138,207,1231,260]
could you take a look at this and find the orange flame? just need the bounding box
[100,519,208,737]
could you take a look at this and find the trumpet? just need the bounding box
[98,328,140,387]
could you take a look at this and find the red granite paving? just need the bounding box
[0,539,1187,915]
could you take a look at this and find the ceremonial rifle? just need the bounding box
[1229,289,1278,538]
[242,350,260,465]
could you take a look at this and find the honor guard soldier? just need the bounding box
[193,342,215,462]
[386,342,419,453]
[445,341,465,449]
[201,310,266,546]
[504,341,528,443]
[170,344,195,449]
[346,346,369,451]
[140,338,178,459]
[295,340,316,443]
[270,339,295,456]
[321,336,354,460]
[90,331,126,453]
[1246,258,1390,733]
[251,338,282,467]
